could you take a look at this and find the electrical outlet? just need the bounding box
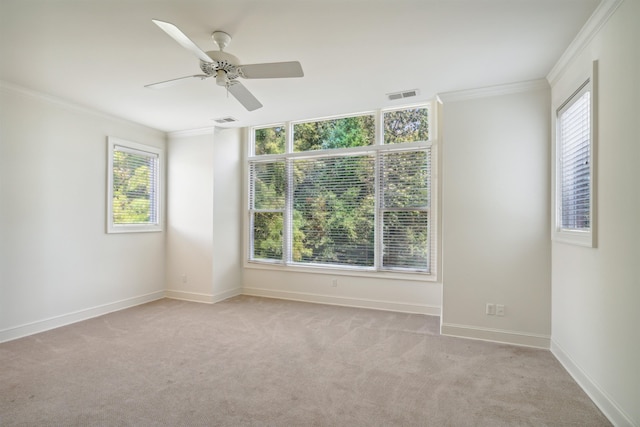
[331,278,338,287]
[486,303,496,315]
[181,274,188,284]
[496,304,505,316]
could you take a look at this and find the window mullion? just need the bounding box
[374,152,382,271]
[284,158,293,265]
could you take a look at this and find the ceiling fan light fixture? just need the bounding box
[216,70,227,86]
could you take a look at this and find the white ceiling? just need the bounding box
[0,0,600,133]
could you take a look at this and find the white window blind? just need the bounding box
[558,86,591,231]
[249,160,285,261]
[380,149,430,271]
[292,154,375,267]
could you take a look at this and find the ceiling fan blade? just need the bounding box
[239,61,304,79]
[152,19,212,63]
[145,75,210,89]
[227,81,263,111]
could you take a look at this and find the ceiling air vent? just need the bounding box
[213,116,238,124]
[387,89,419,101]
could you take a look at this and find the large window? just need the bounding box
[554,72,596,247]
[107,137,163,233]
[248,105,435,275]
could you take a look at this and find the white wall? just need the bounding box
[0,84,166,342]
[211,128,243,299]
[165,127,242,303]
[549,0,640,425]
[439,83,552,348]
[243,268,442,315]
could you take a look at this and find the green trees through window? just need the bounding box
[249,106,432,273]
[107,138,161,233]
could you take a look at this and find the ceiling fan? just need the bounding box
[146,20,304,111]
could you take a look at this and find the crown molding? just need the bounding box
[437,79,549,103]
[167,126,217,138]
[0,80,165,137]
[547,0,624,86]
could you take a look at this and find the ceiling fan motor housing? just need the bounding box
[201,51,241,81]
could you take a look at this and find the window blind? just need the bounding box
[380,149,430,271]
[249,160,286,261]
[112,146,159,225]
[559,89,590,230]
[292,154,375,267]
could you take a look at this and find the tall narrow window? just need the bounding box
[380,149,430,271]
[249,160,286,261]
[107,137,163,233]
[555,76,595,247]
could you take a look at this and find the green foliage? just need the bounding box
[112,151,155,224]
[383,108,429,144]
[292,156,375,266]
[254,126,286,155]
[294,115,375,152]
[382,211,429,269]
[252,161,285,210]
[253,212,283,260]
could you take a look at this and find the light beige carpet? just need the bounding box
[0,296,610,426]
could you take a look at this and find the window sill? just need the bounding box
[107,224,163,234]
[244,260,437,282]
[553,229,595,248]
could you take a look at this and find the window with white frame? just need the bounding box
[107,137,163,233]
[248,105,435,275]
[554,76,595,247]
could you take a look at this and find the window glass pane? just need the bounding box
[252,212,283,261]
[254,126,286,155]
[112,149,158,224]
[381,150,430,208]
[383,107,429,144]
[293,115,375,152]
[293,155,375,266]
[382,211,429,270]
[250,161,286,210]
[559,90,590,230]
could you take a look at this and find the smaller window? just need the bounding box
[107,137,163,233]
[293,114,375,152]
[254,125,286,156]
[383,106,429,144]
[554,76,595,247]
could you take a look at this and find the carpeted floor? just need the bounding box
[0,296,610,426]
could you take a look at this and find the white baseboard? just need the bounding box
[242,287,440,316]
[551,339,634,427]
[165,287,242,304]
[0,290,165,343]
[441,322,550,349]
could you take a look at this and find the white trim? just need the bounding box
[437,79,549,103]
[242,287,440,316]
[551,340,634,427]
[547,0,624,86]
[167,126,215,138]
[0,291,165,343]
[441,323,550,349]
[552,61,598,248]
[0,80,164,137]
[165,290,215,303]
[244,260,437,282]
[165,287,242,304]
